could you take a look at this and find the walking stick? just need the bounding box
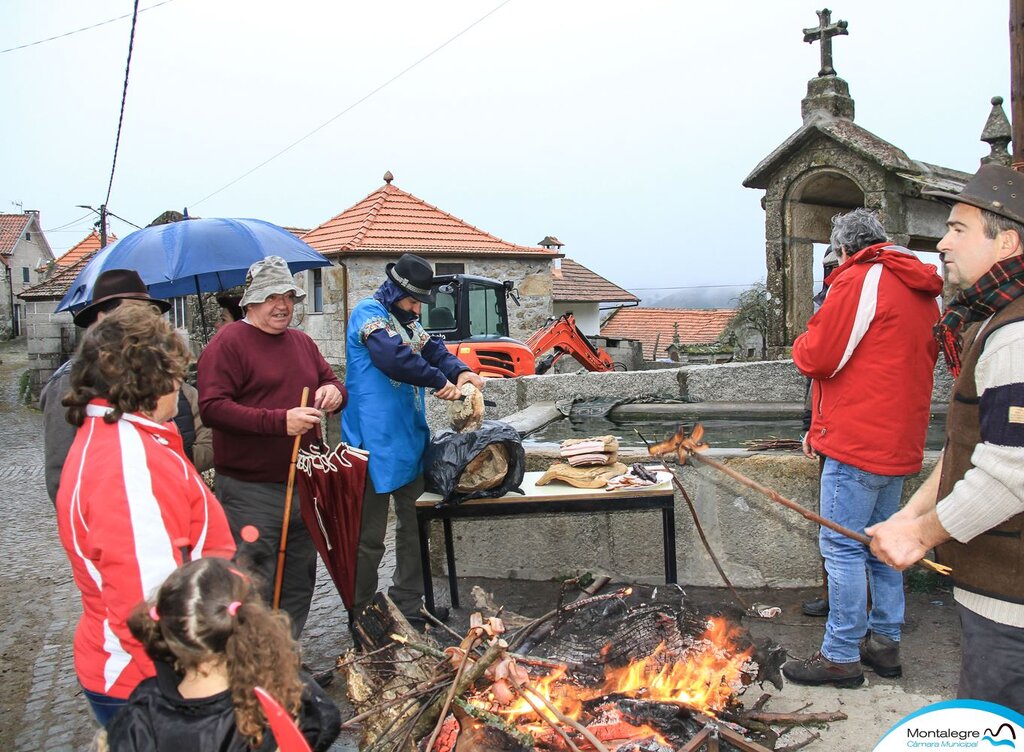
[273,386,310,610]
[649,424,952,577]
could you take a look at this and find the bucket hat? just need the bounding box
[239,255,306,308]
[73,269,171,328]
[386,253,436,303]
[924,164,1024,226]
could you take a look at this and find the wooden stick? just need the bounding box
[652,428,951,576]
[775,731,821,752]
[424,635,480,752]
[511,680,582,752]
[744,710,848,725]
[273,386,310,610]
[517,680,612,752]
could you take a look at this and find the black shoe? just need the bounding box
[782,652,864,688]
[802,597,829,617]
[301,663,335,688]
[404,606,450,626]
[860,632,902,678]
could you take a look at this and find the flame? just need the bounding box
[474,615,754,738]
[587,617,754,715]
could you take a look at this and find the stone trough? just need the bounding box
[423,360,949,589]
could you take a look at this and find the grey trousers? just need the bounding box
[215,474,318,636]
[353,474,425,616]
[958,602,1024,712]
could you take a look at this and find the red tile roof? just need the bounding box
[0,214,31,260]
[600,307,738,359]
[553,258,638,304]
[302,181,559,259]
[283,226,309,239]
[20,251,97,300]
[56,229,116,267]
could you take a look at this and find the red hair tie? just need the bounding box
[227,601,242,617]
[149,606,160,622]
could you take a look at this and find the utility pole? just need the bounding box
[77,204,109,247]
[98,204,107,248]
[1012,0,1024,169]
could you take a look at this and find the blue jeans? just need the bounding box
[82,687,127,727]
[819,457,905,664]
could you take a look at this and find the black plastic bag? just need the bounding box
[424,420,525,505]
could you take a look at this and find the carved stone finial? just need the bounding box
[383,171,394,184]
[803,8,848,77]
[980,96,1012,167]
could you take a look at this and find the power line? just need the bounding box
[104,0,141,207]
[0,0,176,55]
[44,212,95,232]
[190,0,515,208]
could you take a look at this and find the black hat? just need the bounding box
[385,253,436,303]
[73,269,171,328]
[924,164,1024,226]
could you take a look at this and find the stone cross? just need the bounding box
[803,8,848,77]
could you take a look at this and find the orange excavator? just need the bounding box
[421,274,619,378]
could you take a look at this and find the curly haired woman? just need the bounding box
[56,306,236,726]
[104,557,340,751]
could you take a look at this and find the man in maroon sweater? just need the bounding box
[198,256,345,636]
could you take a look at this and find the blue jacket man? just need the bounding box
[343,254,484,623]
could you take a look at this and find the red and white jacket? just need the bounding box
[793,244,943,476]
[56,400,236,699]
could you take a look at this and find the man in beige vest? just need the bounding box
[869,164,1024,709]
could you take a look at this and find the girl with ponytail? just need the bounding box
[105,558,340,751]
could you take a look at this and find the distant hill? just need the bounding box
[638,279,825,309]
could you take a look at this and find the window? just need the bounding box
[21,267,30,284]
[171,297,188,329]
[422,288,458,331]
[435,263,464,276]
[25,232,31,241]
[312,268,323,313]
[467,280,508,337]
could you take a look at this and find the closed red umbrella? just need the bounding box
[296,441,369,608]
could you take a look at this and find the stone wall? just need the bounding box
[22,300,75,398]
[426,446,940,587]
[421,359,953,585]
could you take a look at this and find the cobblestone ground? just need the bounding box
[0,340,384,750]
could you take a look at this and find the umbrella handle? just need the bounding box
[273,387,310,611]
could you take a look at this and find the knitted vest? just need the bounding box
[936,296,1024,602]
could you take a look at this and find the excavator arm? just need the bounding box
[524,313,615,375]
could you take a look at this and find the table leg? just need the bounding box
[662,504,677,584]
[443,518,460,609]
[417,513,435,613]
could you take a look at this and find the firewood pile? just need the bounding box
[339,583,845,752]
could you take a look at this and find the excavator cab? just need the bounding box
[422,273,619,378]
[422,275,535,377]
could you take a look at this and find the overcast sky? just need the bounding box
[1,1,1010,296]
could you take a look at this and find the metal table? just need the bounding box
[415,470,677,612]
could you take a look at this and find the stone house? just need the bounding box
[550,256,638,336]
[296,173,561,370]
[18,253,95,396]
[600,307,756,364]
[0,212,55,338]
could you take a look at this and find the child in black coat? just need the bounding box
[105,558,340,751]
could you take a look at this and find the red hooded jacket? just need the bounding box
[792,243,943,475]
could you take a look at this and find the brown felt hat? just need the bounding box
[924,164,1024,226]
[73,269,171,328]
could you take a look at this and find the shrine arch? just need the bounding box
[781,168,865,343]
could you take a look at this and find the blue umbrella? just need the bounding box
[55,218,330,314]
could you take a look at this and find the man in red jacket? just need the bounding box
[783,208,943,688]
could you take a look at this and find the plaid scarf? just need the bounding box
[935,254,1024,377]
